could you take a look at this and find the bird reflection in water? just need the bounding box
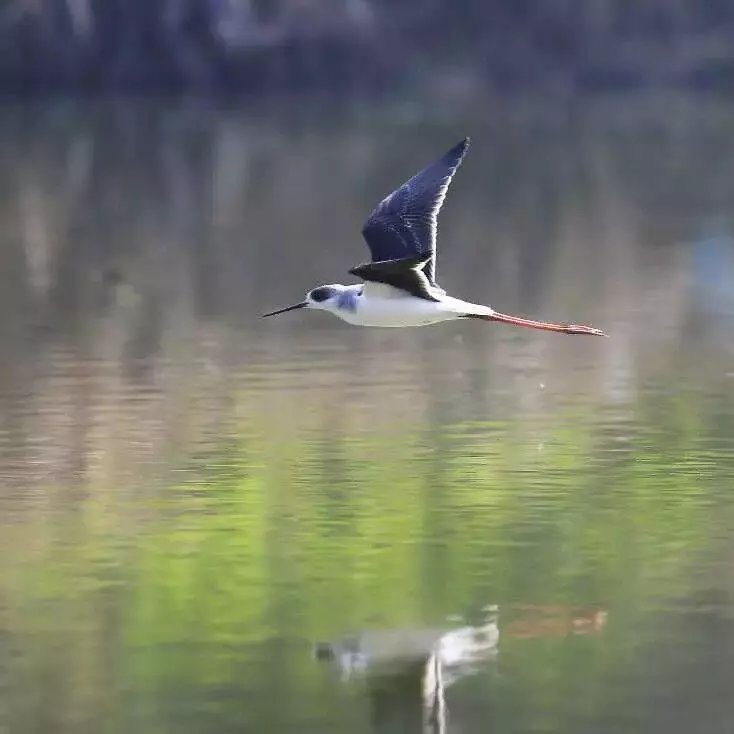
[314,605,606,733]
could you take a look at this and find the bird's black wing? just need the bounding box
[349,254,439,302]
[360,137,470,287]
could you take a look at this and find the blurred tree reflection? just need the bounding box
[2,0,734,91]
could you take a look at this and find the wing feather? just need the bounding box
[360,138,470,287]
[349,254,440,302]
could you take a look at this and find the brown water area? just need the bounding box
[0,94,733,733]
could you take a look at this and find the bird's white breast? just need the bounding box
[336,283,461,327]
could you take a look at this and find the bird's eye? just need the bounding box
[309,287,334,303]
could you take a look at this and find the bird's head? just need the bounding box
[262,284,345,317]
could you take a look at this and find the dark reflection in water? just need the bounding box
[315,605,607,733]
[315,606,498,733]
[0,95,733,734]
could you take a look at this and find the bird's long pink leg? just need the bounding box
[469,312,607,336]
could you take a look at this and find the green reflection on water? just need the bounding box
[2,383,732,733]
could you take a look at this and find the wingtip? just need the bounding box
[448,136,471,162]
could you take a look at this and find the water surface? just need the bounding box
[0,95,733,734]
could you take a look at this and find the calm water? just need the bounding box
[0,95,733,734]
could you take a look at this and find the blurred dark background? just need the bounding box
[3,0,734,94]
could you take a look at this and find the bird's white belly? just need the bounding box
[340,286,457,327]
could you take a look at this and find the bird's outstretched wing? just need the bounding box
[360,137,470,287]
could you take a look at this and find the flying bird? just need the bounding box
[263,138,606,336]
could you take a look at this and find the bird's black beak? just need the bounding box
[262,301,308,317]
